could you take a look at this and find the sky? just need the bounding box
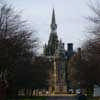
[7,0,95,53]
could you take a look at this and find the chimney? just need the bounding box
[67,43,73,52]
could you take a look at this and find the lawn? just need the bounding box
[8,96,47,100]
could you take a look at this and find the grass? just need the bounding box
[8,96,47,100]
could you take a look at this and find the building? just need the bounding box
[43,9,74,94]
[44,8,58,56]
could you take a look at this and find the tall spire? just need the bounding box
[52,8,56,25]
[43,8,59,56]
[51,8,57,32]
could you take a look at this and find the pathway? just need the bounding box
[46,96,77,100]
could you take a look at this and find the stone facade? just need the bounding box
[44,9,74,94]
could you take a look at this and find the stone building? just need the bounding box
[43,9,74,94]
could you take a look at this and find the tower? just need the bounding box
[50,8,57,33]
[67,43,74,60]
[54,40,67,93]
[44,9,68,94]
[44,9,59,56]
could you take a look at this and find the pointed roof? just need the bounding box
[51,8,56,25]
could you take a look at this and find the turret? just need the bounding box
[67,43,73,52]
[67,43,74,59]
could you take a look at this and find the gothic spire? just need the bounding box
[52,8,56,25]
[51,8,57,31]
[44,8,59,56]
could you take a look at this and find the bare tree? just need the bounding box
[76,1,100,96]
[0,4,38,98]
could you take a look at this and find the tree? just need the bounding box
[32,57,51,88]
[15,56,51,96]
[81,39,100,96]
[73,1,100,96]
[85,0,100,86]
[0,4,38,98]
[67,48,82,91]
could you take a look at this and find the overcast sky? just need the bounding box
[8,0,95,52]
